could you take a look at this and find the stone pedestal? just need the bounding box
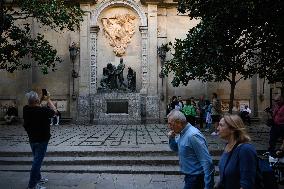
[93,92,141,124]
[77,92,160,124]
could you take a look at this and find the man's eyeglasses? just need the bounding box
[274,99,280,102]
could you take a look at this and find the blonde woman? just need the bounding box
[216,114,257,189]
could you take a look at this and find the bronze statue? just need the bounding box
[127,67,136,92]
[99,59,136,92]
[116,58,127,89]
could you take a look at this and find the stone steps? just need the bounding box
[0,156,180,166]
[0,150,179,157]
[0,149,267,175]
[0,150,221,174]
[0,149,225,157]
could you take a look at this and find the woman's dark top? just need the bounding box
[23,105,55,143]
[218,143,257,189]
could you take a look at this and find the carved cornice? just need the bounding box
[91,0,147,26]
[140,0,164,4]
[140,0,177,6]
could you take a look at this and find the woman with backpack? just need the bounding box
[215,114,257,189]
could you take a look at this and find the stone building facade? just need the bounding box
[0,0,278,123]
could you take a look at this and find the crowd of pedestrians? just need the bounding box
[166,93,284,189]
[167,93,222,136]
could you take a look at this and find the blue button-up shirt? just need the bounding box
[169,124,214,189]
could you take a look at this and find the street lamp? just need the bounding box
[157,43,170,101]
[69,42,79,100]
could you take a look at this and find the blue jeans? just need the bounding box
[28,142,48,188]
[184,174,204,189]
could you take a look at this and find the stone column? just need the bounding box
[147,4,158,95]
[89,26,100,95]
[89,26,100,123]
[139,26,149,95]
[77,4,91,123]
[157,7,168,122]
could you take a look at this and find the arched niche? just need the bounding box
[89,0,148,94]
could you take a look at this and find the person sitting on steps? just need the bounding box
[4,105,18,124]
[240,105,251,125]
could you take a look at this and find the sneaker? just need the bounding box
[27,184,47,189]
[211,131,218,136]
[38,178,48,184]
[204,129,209,132]
[54,123,59,126]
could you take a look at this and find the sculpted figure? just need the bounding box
[116,58,127,89]
[106,63,117,89]
[127,67,136,92]
[101,14,136,56]
[100,67,109,89]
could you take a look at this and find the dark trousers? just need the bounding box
[269,124,284,154]
[199,112,204,129]
[184,174,204,189]
[28,142,48,188]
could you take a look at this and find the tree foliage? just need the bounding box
[0,0,84,74]
[164,0,284,112]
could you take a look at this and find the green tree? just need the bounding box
[252,0,284,85]
[0,0,84,74]
[164,0,284,113]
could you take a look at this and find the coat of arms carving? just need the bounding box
[101,14,136,57]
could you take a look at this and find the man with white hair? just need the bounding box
[23,91,57,189]
[167,110,214,189]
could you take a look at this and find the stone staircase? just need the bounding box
[0,150,222,175]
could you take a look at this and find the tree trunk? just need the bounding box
[228,72,236,114]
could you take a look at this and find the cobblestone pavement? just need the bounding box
[0,122,270,152]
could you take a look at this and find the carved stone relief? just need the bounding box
[101,14,136,57]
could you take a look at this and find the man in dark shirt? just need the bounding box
[23,91,57,189]
[4,105,18,124]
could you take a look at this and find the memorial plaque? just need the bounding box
[106,100,128,114]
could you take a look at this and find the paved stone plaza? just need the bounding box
[0,123,270,152]
[0,123,274,189]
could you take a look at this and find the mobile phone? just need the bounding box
[42,89,47,96]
